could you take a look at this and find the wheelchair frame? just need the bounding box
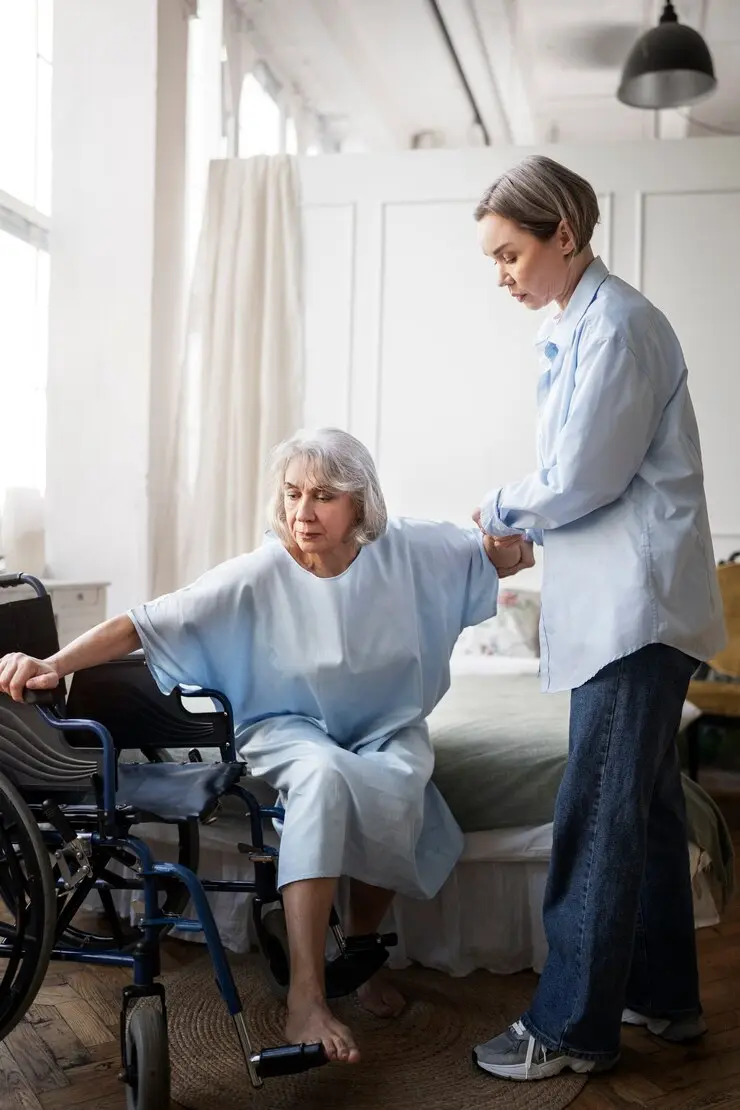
[0,573,396,1108]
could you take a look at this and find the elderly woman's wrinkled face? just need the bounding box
[477,212,575,311]
[283,459,358,554]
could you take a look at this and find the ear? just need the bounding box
[557,219,577,257]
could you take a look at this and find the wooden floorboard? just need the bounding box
[2,793,739,1109]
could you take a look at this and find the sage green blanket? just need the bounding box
[429,674,734,912]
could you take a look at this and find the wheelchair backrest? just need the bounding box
[0,587,101,797]
[0,591,66,708]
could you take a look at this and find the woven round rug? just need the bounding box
[164,955,587,1110]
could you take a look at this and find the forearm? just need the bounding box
[481,473,609,535]
[46,614,141,679]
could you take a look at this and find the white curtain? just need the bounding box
[150,155,303,596]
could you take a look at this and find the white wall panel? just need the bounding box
[641,189,740,537]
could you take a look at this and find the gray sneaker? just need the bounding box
[621,1008,707,1043]
[473,1020,619,1081]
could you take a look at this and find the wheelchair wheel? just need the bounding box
[0,769,56,1040]
[124,1005,171,1110]
[257,905,290,998]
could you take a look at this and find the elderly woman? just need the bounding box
[470,156,726,1082]
[0,427,532,1065]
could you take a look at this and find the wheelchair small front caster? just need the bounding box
[124,1006,171,1110]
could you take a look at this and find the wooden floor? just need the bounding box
[2,794,739,1110]
[574,791,740,1110]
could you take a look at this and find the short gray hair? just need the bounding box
[269,428,388,547]
[474,155,599,255]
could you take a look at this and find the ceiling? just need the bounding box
[234,0,740,149]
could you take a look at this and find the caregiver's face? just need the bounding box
[477,212,574,311]
[283,459,357,554]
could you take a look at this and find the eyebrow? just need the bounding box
[490,241,513,259]
[284,482,331,494]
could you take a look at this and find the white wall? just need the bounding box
[46,1,190,615]
[302,140,740,588]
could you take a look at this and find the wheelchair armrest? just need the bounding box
[175,686,237,761]
[176,686,227,714]
[32,704,118,830]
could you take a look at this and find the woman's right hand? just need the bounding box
[0,653,60,703]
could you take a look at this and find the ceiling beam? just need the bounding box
[237,0,403,149]
[434,0,536,145]
[309,0,414,149]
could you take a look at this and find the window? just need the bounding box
[0,0,53,213]
[0,1,52,519]
[238,73,282,157]
[0,231,48,494]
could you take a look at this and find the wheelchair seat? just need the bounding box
[117,759,245,821]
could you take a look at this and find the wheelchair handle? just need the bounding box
[23,689,57,707]
[0,573,46,596]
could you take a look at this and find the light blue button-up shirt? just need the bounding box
[480,256,726,692]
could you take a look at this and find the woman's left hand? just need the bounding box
[483,535,535,577]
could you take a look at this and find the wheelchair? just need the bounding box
[0,574,397,1108]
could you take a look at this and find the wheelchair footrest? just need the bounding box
[139,917,204,933]
[325,933,397,999]
[250,1042,328,1079]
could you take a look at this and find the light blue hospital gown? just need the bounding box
[129,519,498,899]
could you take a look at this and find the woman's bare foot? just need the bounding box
[355,972,405,1019]
[285,993,361,1064]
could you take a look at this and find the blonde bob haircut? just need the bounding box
[269,427,388,547]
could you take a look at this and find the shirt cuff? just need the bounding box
[479,490,522,538]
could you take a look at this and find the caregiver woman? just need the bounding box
[471,155,726,1082]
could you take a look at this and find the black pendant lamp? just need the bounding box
[617,1,716,109]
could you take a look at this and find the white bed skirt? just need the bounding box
[110,818,718,978]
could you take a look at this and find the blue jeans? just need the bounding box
[522,644,700,1060]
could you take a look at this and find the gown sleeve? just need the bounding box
[459,527,500,629]
[402,520,499,636]
[128,555,255,698]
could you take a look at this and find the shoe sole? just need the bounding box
[473,1050,615,1081]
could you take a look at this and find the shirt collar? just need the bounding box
[535,256,609,358]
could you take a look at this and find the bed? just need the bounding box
[115,651,734,978]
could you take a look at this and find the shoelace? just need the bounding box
[511,1020,546,1078]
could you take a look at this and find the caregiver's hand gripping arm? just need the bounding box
[482,532,535,576]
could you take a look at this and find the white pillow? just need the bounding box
[456,588,541,659]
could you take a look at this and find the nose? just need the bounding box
[296,496,314,522]
[497,266,510,288]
